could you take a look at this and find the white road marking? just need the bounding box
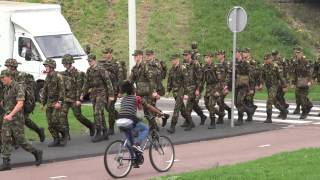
[49,176,67,179]
[165,159,180,163]
[258,144,271,148]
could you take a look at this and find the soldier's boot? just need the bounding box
[285,103,290,109]
[180,120,188,128]
[300,112,308,120]
[108,127,114,136]
[277,112,283,118]
[167,123,176,134]
[293,105,300,114]
[184,120,195,131]
[235,113,244,126]
[0,158,11,171]
[306,104,313,115]
[91,129,106,143]
[216,115,224,124]
[208,116,216,129]
[246,114,253,122]
[225,106,232,120]
[102,129,109,140]
[199,115,207,126]
[89,124,95,137]
[48,138,60,147]
[161,113,170,127]
[60,130,69,146]
[264,110,272,123]
[32,150,43,166]
[37,128,46,143]
[281,109,289,120]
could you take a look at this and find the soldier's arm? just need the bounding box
[7,84,25,118]
[75,71,83,101]
[57,73,65,102]
[41,78,48,105]
[101,70,115,97]
[194,61,202,90]
[167,69,173,93]
[277,65,286,87]
[81,69,90,96]
[145,63,157,93]
[117,62,125,88]
[160,61,167,79]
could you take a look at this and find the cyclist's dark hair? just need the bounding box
[120,80,135,95]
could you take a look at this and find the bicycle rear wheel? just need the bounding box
[104,140,133,178]
[149,135,175,172]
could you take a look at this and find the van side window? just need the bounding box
[18,37,40,61]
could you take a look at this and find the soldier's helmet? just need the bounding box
[271,49,279,55]
[43,58,56,68]
[5,58,20,67]
[62,54,74,64]
[191,41,198,49]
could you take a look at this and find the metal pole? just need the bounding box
[128,0,136,72]
[231,8,238,128]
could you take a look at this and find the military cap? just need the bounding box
[62,54,74,64]
[216,50,225,55]
[232,48,242,53]
[43,58,56,68]
[203,51,213,57]
[145,49,154,55]
[132,50,143,56]
[102,48,113,54]
[191,41,198,49]
[0,69,13,78]
[182,50,192,55]
[170,53,180,60]
[243,47,251,53]
[264,53,272,60]
[87,54,96,61]
[5,58,20,67]
[271,49,279,55]
[294,46,303,53]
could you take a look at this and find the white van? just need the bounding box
[0,1,88,87]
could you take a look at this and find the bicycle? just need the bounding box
[104,115,175,178]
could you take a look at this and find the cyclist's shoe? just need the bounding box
[133,163,140,168]
[161,113,170,127]
[132,144,143,154]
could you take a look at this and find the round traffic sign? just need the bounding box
[227,6,247,33]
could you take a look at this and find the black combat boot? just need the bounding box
[264,110,272,123]
[102,129,109,140]
[216,115,224,124]
[199,115,207,125]
[184,120,195,131]
[38,128,46,143]
[167,123,176,134]
[60,130,69,146]
[281,109,289,120]
[48,138,60,147]
[161,113,170,127]
[300,112,307,119]
[89,125,95,137]
[235,113,244,126]
[0,158,11,171]
[180,120,188,127]
[108,127,114,136]
[293,105,300,114]
[306,104,313,115]
[32,150,43,166]
[208,116,216,129]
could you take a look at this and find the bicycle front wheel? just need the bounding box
[104,140,133,178]
[149,135,175,172]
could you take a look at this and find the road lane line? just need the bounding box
[258,144,271,148]
[49,176,67,179]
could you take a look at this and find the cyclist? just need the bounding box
[117,81,169,154]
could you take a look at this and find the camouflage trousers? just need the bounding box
[1,119,38,159]
[60,101,93,131]
[171,93,189,126]
[245,87,256,108]
[92,94,107,130]
[184,88,197,125]
[46,107,66,139]
[267,87,286,113]
[295,87,313,113]
[235,86,251,114]
[276,86,288,108]
[204,95,222,118]
[24,113,42,137]
[0,108,4,148]
[105,97,118,131]
[193,95,206,118]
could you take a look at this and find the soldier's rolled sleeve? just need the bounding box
[16,84,25,101]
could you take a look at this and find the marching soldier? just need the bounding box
[0,70,42,171]
[259,54,289,123]
[60,54,95,144]
[81,54,114,142]
[41,58,67,147]
[4,58,45,142]
[98,48,123,135]
[201,52,224,129]
[215,50,232,123]
[291,47,313,119]
[191,41,200,61]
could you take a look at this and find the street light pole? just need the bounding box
[128,0,136,73]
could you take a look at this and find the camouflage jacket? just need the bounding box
[82,65,114,97]
[41,71,64,107]
[245,57,261,88]
[61,66,82,102]
[201,63,222,97]
[2,81,25,123]
[167,63,185,97]
[98,59,123,94]
[261,63,286,89]
[182,60,202,95]
[191,49,200,61]
[292,57,312,84]
[216,60,231,85]
[273,56,289,81]
[129,61,155,96]
[312,58,320,82]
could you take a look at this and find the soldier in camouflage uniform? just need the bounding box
[98,48,124,135]
[81,54,114,142]
[259,54,289,123]
[60,54,95,144]
[41,58,67,147]
[226,49,255,125]
[201,52,224,129]
[291,47,313,119]
[191,41,200,61]
[166,54,190,133]
[0,78,4,150]
[120,61,128,80]
[272,50,290,118]
[215,50,232,123]
[242,48,259,122]
[4,58,45,142]
[181,50,202,130]
[290,47,302,114]
[0,70,42,171]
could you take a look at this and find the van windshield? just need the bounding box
[35,34,85,58]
